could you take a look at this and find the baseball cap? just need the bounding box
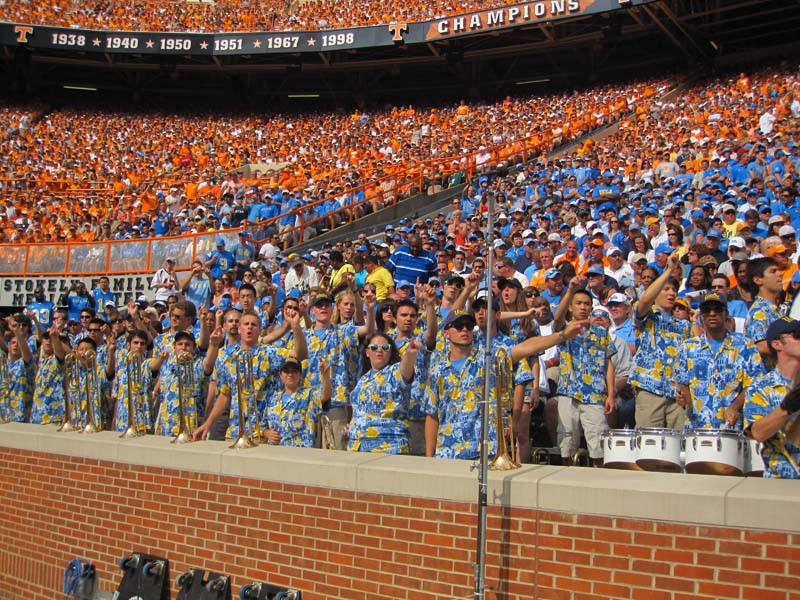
[547,233,562,243]
[588,238,604,248]
[216,235,226,246]
[442,309,477,330]
[279,357,303,373]
[311,294,333,307]
[544,268,561,280]
[396,280,413,289]
[104,300,116,308]
[767,244,790,257]
[607,293,630,305]
[630,253,647,264]
[655,243,674,256]
[728,236,746,249]
[585,265,605,277]
[493,239,506,248]
[443,274,465,287]
[605,246,622,257]
[136,295,149,305]
[646,217,660,226]
[706,229,722,240]
[699,292,728,311]
[766,317,800,344]
[779,225,796,237]
[497,277,523,291]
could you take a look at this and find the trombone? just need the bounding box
[489,347,520,471]
[58,352,81,432]
[81,349,100,434]
[320,414,337,451]
[172,352,195,444]
[120,351,146,439]
[229,349,260,449]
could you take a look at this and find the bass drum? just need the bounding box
[685,429,744,476]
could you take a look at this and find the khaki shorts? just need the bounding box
[556,396,607,459]
[635,389,687,430]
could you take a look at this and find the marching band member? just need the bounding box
[263,358,331,448]
[192,310,307,442]
[112,330,155,435]
[152,331,216,436]
[2,316,36,422]
[347,334,419,454]
[744,318,800,478]
[30,327,68,424]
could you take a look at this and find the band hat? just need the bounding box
[442,309,477,330]
[766,317,800,344]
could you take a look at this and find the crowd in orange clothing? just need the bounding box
[0,78,665,245]
[4,0,543,33]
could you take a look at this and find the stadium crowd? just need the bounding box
[1,63,799,478]
[0,78,664,245]
[4,0,554,33]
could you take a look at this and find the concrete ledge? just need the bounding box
[2,422,798,532]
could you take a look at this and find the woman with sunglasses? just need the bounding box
[376,300,397,334]
[346,333,420,454]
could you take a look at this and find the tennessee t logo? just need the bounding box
[14,26,33,43]
[388,23,408,42]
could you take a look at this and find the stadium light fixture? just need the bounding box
[515,78,550,85]
[63,85,97,91]
[287,94,320,98]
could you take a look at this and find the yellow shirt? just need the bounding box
[366,266,395,301]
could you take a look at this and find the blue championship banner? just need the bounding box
[0,0,655,56]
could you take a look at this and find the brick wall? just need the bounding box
[1,446,799,600]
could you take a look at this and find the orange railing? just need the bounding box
[0,124,569,277]
[0,228,244,277]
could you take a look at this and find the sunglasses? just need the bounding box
[88,328,102,332]
[448,322,474,332]
[525,291,538,298]
[368,343,391,352]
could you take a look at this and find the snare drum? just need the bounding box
[684,429,744,476]
[635,428,683,472]
[744,438,764,477]
[602,429,641,470]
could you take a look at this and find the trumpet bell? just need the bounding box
[172,431,193,445]
[120,427,143,439]
[489,454,521,471]
[81,422,99,434]
[229,434,257,449]
[58,420,77,433]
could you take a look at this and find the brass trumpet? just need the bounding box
[58,352,81,432]
[320,414,337,451]
[172,352,195,444]
[489,347,520,471]
[229,349,259,449]
[120,351,145,439]
[0,350,10,424]
[81,349,100,434]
